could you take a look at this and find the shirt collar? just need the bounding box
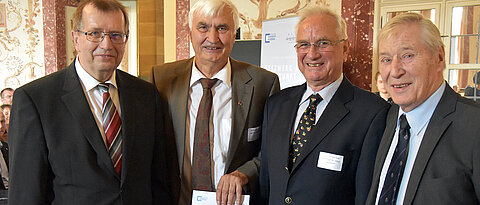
[190,57,231,88]
[300,75,343,105]
[75,57,118,91]
[399,81,446,136]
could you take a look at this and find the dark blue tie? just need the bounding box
[379,114,410,205]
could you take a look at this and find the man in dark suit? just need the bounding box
[366,13,480,205]
[259,7,389,205]
[8,0,170,204]
[152,0,279,204]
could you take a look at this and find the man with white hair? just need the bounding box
[367,12,480,205]
[152,0,279,204]
[259,6,388,205]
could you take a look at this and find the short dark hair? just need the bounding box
[0,104,10,110]
[72,0,129,35]
[0,88,13,97]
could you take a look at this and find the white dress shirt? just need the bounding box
[75,58,121,147]
[293,75,343,132]
[187,58,232,188]
[375,82,445,205]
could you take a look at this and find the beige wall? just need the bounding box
[138,0,164,81]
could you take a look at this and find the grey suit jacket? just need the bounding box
[152,57,280,204]
[366,84,480,204]
[8,62,171,204]
[259,77,389,205]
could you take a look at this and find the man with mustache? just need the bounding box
[152,0,279,204]
[8,0,171,204]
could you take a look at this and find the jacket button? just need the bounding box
[285,196,292,204]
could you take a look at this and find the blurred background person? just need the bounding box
[464,71,480,97]
[375,72,392,103]
[0,108,8,192]
[0,89,13,106]
[0,105,10,139]
[0,108,5,142]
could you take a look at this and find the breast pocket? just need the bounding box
[415,173,477,204]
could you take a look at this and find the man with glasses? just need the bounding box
[8,0,171,204]
[259,7,389,204]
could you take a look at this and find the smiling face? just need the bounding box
[296,14,349,92]
[378,24,445,112]
[72,3,127,82]
[190,6,235,73]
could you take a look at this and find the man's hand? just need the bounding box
[216,170,248,205]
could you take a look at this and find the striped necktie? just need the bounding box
[98,83,122,175]
[379,114,410,204]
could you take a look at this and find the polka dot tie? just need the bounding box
[379,114,410,204]
[289,94,322,167]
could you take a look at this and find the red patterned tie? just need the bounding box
[192,78,218,191]
[98,83,122,175]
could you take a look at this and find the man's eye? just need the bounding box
[88,31,101,37]
[197,26,208,32]
[110,33,123,39]
[317,41,330,46]
[380,58,391,63]
[298,43,310,49]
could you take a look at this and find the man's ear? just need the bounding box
[436,46,446,72]
[72,30,80,51]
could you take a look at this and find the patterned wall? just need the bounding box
[1,0,374,90]
[179,0,374,89]
[0,0,44,90]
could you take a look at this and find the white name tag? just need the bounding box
[317,151,343,171]
[192,190,250,205]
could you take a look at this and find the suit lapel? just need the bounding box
[116,71,137,185]
[278,85,306,172]
[367,105,399,203]
[169,59,193,170]
[403,85,456,204]
[291,78,352,172]
[226,59,253,172]
[60,63,117,177]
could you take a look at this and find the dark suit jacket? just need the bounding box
[152,57,280,204]
[366,85,480,205]
[8,62,171,204]
[259,77,389,205]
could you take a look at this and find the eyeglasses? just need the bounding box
[294,39,346,54]
[77,31,128,44]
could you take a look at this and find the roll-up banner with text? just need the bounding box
[261,16,305,89]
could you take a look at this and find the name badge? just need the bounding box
[317,151,343,171]
[192,190,250,205]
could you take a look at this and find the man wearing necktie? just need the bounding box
[366,13,480,205]
[8,0,171,204]
[259,7,389,205]
[152,1,280,204]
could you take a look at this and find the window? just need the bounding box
[376,0,480,100]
